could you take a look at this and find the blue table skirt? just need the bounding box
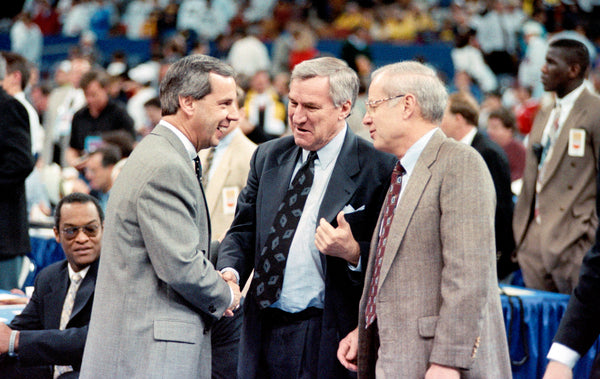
[502,285,599,379]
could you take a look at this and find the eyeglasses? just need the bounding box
[61,224,100,239]
[365,94,405,114]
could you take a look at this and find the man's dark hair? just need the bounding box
[1,51,31,90]
[488,107,517,132]
[101,131,135,158]
[54,192,104,229]
[549,38,590,78]
[143,97,161,109]
[79,68,110,90]
[91,143,122,167]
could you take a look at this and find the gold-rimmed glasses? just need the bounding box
[365,94,405,114]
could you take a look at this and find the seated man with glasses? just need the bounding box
[0,192,103,378]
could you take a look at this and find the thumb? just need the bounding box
[337,211,349,229]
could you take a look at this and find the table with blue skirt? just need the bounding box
[502,285,600,378]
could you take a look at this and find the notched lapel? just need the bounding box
[540,99,590,187]
[69,261,98,325]
[378,131,443,287]
[45,263,70,328]
[318,130,360,223]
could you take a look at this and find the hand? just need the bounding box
[315,211,360,266]
[223,280,241,318]
[0,289,28,305]
[0,323,15,354]
[543,361,573,379]
[220,270,238,285]
[424,364,460,379]
[337,327,358,372]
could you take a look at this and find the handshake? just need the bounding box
[220,271,241,318]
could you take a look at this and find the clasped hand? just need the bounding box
[220,271,240,317]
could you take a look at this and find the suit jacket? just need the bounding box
[0,87,34,259]
[199,130,257,241]
[3,259,97,376]
[217,127,397,379]
[514,88,600,276]
[471,131,516,279]
[80,124,231,379]
[357,130,511,378]
[553,153,600,356]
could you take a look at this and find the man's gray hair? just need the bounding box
[0,55,6,81]
[372,61,448,124]
[290,57,359,108]
[159,54,236,116]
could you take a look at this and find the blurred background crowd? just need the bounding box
[0,0,599,241]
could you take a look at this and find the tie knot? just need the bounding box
[71,273,82,285]
[193,156,202,180]
[394,161,405,176]
[307,151,318,163]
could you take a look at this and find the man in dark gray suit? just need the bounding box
[217,57,396,378]
[80,55,241,378]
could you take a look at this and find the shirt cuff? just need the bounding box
[220,267,240,284]
[228,285,234,308]
[547,342,581,369]
[348,256,362,272]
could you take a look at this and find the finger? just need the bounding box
[318,217,336,234]
[336,211,349,229]
[223,309,234,317]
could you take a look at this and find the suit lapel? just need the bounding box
[153,124,211,241]
[378,130,443,287]
[258,144,299,249]
[318,129,360,223]
[69,260,98,325]
[540,91,590,187]
[46,261,70,328]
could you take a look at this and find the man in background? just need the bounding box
[513,38,600,293]
[66,68,134,168]
[0,54,34,290]
[0,192,103,378]
[440,91,516,279]
[84,144,122,211]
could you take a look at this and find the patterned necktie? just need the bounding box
[201,147,216,188]
[193,156,202,183]
[365,162,405,328]
[252,151,318,309]
[54,273,82,378]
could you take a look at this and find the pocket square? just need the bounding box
[342,204,365,214]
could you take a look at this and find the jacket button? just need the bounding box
[208,305,216,313]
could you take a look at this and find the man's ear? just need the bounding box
[53,227,60,244]
[178,95,195,116]
[568,63,582,80]
[339,100,352,120]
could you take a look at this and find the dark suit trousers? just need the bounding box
[256,308,323,379]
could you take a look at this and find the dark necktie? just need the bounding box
[365,161,405,328]
[193,156,202,183]
[252,151,319,309]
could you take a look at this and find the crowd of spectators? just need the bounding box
[1,0,600,273]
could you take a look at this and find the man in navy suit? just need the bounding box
[0,192,103,378]
[217,57,396,378]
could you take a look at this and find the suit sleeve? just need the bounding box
[553,153,600,355]
[217,148,261,287]
[16,326,88,366]
[137,161,231,318]
[0,97,34,186]
[430,146,498,369]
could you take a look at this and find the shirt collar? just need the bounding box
[400,128,437,176]
[159,120,198,161]
[556,82,586,108]
[459,126,478,146]
[301,124,347,170]
[68,262,91,281]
